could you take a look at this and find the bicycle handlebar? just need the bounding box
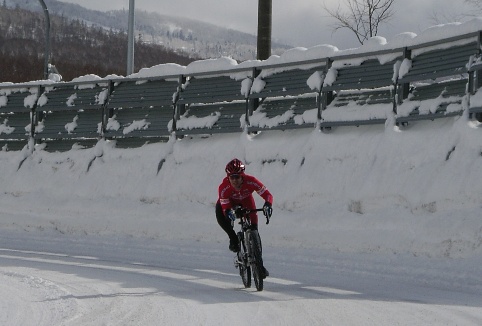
[235,207,271,225]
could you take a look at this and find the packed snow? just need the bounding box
[1,19,482,326]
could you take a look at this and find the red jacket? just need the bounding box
[218,174,273,224]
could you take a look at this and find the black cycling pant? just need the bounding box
[215,201,237,240]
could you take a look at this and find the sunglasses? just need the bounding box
[229,174,242,180]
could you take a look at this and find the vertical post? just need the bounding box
[102,80,115,137]
[472,32,482,121]
[38,0,50,79]
[172,75,185,133]
[321,59,333,111]
[399,47,411,103]
[475,32,482,93]
[127,0,135,75]
[30,86,42,139]
[257,0,272,60]
[248,67,260,126]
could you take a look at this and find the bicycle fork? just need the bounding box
[244,230,256,265]
[234,229,252,268]
[234,230,245,268]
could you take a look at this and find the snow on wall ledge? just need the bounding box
[124,18,482,81]
[1,114,481,259]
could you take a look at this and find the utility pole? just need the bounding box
[127,0,135,75]
[38,0,50,79]
[257,0,272,60]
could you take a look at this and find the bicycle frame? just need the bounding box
[234,207,264,262]
[233,207,267,291]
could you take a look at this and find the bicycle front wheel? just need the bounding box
[237,232,251,288]
[250,230,264,291]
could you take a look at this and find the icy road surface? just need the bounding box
[0,232,480,326]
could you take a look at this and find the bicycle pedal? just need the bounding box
[234,258,241,268]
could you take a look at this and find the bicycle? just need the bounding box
[233,206,270,291]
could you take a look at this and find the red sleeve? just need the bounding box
[260,188,273,205]
[218,178,233,212]
[245,175,273,205]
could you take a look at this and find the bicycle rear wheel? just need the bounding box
[237,232,251,288]
[250,230,264,291]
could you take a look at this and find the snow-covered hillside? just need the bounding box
[3,0,289,61]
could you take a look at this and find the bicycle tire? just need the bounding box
[250,230,264,291]
[237,232,251,288]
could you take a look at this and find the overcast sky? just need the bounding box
[59,0,476,49]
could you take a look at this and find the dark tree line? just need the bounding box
[0,5,197,83]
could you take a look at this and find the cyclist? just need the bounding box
[216,158,273,254]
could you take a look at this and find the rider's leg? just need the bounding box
[215,201,239,251]
[255,231,269,278]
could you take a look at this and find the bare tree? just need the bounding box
[323,0,396,44]
[430,0,482,25]
[465,0,482,11]
[429,8,465,25]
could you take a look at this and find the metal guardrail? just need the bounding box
[1,31,482,152]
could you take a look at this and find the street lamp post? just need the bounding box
[38,0,50,79]
[127,0,135,75]
[257,0,272,60]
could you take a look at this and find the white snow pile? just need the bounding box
[0,115,481,261]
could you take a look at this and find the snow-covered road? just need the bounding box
[1,232,480,326]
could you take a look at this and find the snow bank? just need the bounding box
[1,116,481,260]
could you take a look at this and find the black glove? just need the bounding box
[262,201,272,218]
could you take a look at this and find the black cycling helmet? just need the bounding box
[225,158,245,176]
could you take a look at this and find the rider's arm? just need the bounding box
[218,179,233,213]
[259,187,273,205]
[247,175,273,205]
